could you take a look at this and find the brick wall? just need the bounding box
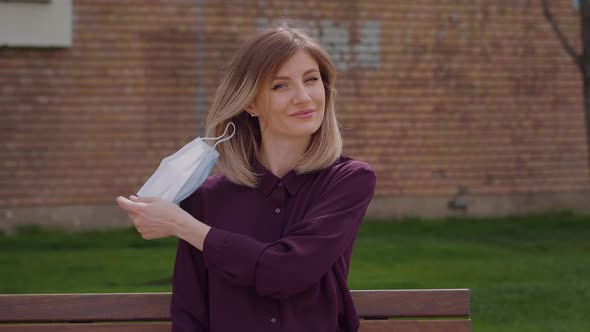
[0,0,588,225]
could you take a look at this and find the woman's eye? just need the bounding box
[272,83,287,90]
[305,76,319,83]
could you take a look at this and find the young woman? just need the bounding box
[116,24,376,332]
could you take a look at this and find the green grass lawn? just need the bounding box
[1,210,588,332]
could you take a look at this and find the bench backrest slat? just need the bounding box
[0,289,469,323]
[0,323,169,332]
[0,320,472,332]
[0,293,170,322]
[354,289,470,318]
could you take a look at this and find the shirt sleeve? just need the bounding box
[171,191,210,332]
[202,163,376,300]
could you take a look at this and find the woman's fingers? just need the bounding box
[115,195,174,240]
[129,195,157,203]
[116,196,149,212]
[116,196,136,212]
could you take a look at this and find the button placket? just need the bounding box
[273,180,285,215]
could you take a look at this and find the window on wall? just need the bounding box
[0,0,72,47]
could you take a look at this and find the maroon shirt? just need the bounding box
[171,155,376,332]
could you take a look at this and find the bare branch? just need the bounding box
[542,0,582,69]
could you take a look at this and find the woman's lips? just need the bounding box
[290,109,315,119]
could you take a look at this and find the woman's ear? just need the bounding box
[245,105,258,117]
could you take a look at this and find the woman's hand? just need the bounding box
[116,195,189,240]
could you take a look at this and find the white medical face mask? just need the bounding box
[137,122,236,204]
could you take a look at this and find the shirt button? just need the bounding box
[275,208,281,214]
[278,181,283,186]
[270,317,277,324]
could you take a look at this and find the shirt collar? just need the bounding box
[253,158,312,197]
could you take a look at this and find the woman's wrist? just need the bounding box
[174,210,211,251]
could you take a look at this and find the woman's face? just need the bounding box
[250,49,326,142]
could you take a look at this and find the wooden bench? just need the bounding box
[0,289,471,331]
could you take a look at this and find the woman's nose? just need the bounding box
[293,84,312,104]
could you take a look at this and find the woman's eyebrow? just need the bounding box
[273,68,319,80]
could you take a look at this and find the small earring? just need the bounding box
[249,113,257,117]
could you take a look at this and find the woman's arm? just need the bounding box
[116,163,376,301]
[115,195,210,247]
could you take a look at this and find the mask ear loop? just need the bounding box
[201,122,236,149]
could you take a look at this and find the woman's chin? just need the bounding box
[290,122,322,137]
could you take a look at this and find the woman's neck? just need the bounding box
[259,135,311,178]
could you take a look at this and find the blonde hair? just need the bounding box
[206,24,342,188]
